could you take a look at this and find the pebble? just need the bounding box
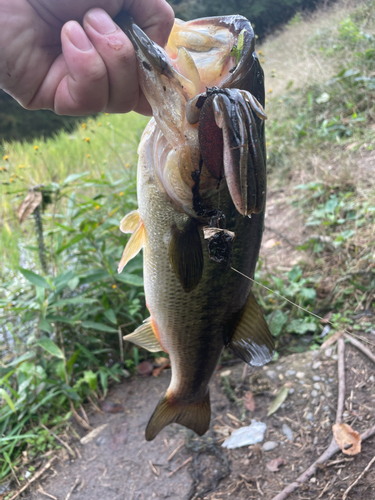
[313,383,321,390]
[263,441,278,451]
[276,365,284,371]
[296,372,305,379]
[325,348,333,358]
[282,424,294,441]
[312,361,322,370]
[266,370,277,380]
[96,436,106,446]
[332,354,338,361]
[289,388,295,395]
[369,375,375,382]
[313,436,318,445]
[286,370,296,376]
[312,375,321,382]
[311,390,318,398]
[305,412,314,421]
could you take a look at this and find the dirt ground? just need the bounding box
[17,330,374,500]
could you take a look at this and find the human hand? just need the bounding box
[0,0,174,115]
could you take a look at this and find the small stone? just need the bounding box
[332,354,338,361]
[289,388,295,395]
[312,361,322,370]
[282,424,293,441]
[296,372,305,379]
[328,378,333,383]
[313,383,321,390]
[313,436,318,445]
[286,370,296,376]
[369,375,375,382]
[325,348,333,357]
[266,370,277,380]
[310,477,317,483]
[312,375,321,382]
[276,365,284,371]
[220,369,231,378]
[323,406,329,412]
[263,441,278,451]
[305,412,314,421]
[96,436,106,446]
[311,390,318,398]
[278,374,284,380]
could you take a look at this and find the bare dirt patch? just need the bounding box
[17,332,375,500]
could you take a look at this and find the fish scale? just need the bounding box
[116,13,275,441]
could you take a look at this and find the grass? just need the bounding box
[0,0,375,491]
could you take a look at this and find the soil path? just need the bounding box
[26,335,375,500]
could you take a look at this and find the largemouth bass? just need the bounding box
[116,14,274,441]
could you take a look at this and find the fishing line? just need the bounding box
[231,266,375,347]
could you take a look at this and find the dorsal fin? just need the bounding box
[120,210,140,234]
[227,292,274,366]
[118,220,145,273]
[123,317,164,353]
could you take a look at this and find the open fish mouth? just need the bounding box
[116,13,267,217]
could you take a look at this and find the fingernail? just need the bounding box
[67,22,92,51]
[86,8,117,35]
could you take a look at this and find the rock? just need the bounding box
[312,361,322,370]
[282,424,293,441]
[325,348,333,357]
[263,441,278,451]
[312,375,321,382]
[266,370,277,380]
[305,412,314,421]
[222,420,267,449]
[313,383,321,390]
[289,388,295,395]
[286,370,296,376]
[296,372,305,379]
[311,390,318,398]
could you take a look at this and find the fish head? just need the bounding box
[117,14,267,216]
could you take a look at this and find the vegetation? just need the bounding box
[0,0,374,490]
[168,0,333,39]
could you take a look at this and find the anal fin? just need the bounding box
[227,292,274,366]
[118,219,145,273]
[145,391,210,441]
[123,317,164,353]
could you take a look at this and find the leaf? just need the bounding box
[332,423,361,455]
[62,171,89,186]
[56,234,86,254]
[36,337,64,359]
[79,269,110,284]
[243,391,255,412]
[19,268,52,289]
[81,321,118,333]
[83,370,97,391]
[0,388,16,412]
[267,386,289,417]
[268,310,288,337]
[116,273,143,287]
[266,457,284,472]
[17,190,42,224]
[104,309,117,325]
[136,360,153,376]
[287,319,317,335]
[39,319,53,334]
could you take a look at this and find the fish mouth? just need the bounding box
[116,13,267,217]
[117,13,258,102]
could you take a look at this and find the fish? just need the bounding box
[115,13,275,441]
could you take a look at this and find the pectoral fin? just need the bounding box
[118,220,145,273]
[120,210,140,234]
[123,317,164,353]
[145,391,210,441]
[227,292,274,366]
[169,220,203,293]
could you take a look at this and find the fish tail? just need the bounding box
[145,391,211,441]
